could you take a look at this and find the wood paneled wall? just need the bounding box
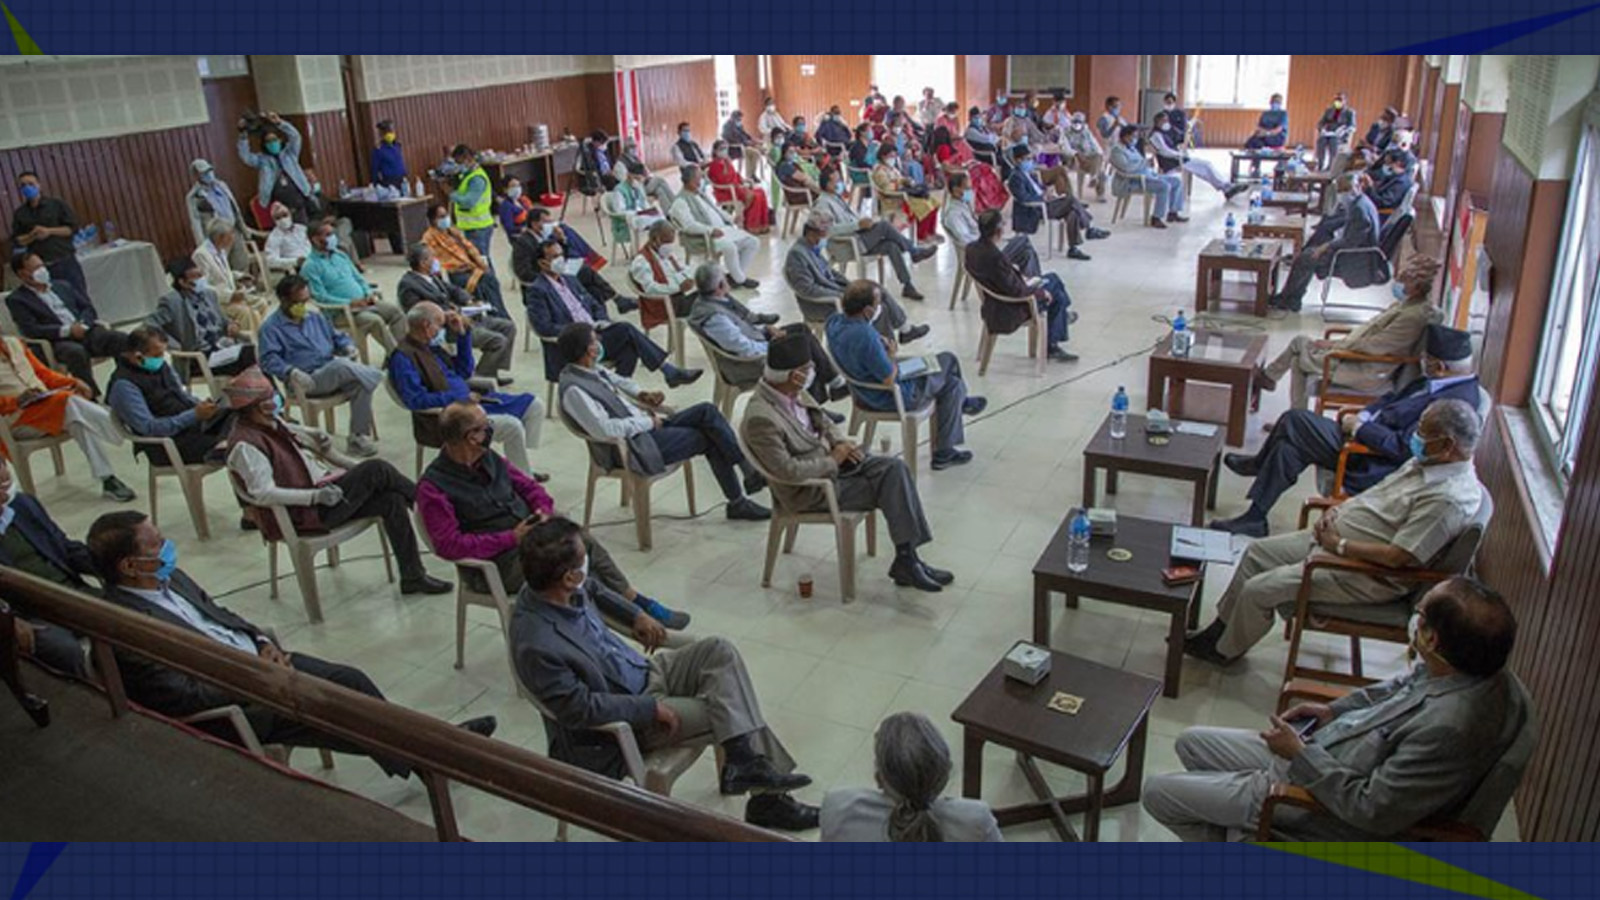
[769,55,873,125]
[635,60,719,172]
[1082,55,1141,119]
[1179,55,1409,148]
[1462,112,1505,199]
[735,55,763,125]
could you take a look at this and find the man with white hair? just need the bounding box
[396,242,517,384]
[740,333,952,593]
[808,167,936,301]
[686,263,845,410]
[782,210,929,346]
[1187,394,1486,666]
[388,302,543,474]
[1059,111,1106,200]
[668,166,761,289]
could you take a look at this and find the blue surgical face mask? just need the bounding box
[1392,282,1407,301]
[263,138,283,154]
[152,539,178,582]
[324,233,339,252]
[19,183,40,201]
[138,355,165,373]
[962,189,974,205]
[593,341,606,364]
[1409,432,1431,462]
[1270,101,1282,111]
[1020,159,1036,173]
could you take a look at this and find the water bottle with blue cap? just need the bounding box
[1068,508,1092,574]
[1110,386,1130,439]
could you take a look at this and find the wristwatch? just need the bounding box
[1336,538,1349,557]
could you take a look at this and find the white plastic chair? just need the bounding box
[948,242,974,310]
[182,703,337,770]
[626,271,689,369]
[108,409,226,541]
[826,233,888,283]
[557,406,697,552]
[0,411,68,496]
[1110,173,1157,225]
[690,329,761,420]
[824,344,936,481]
[974,283,1048,377]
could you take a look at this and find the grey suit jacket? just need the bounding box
[740,380,846,514]
[1282,665,1526,840]
[783,240,850,302]
[1320,194,1385,288]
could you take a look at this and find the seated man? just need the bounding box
[775,144,822,195]
[1006,145,1106,262]
[417,401,687,628]
[192,217,260,326]
[816,106,852,148]
[106,327,236,467]
[1151,111,1247,200]
[524,238,701,386]
[262,201,311,271]
[1109,125,1187,228]
[511,516,817,830]
[88,509,488,774]
[1150,576,1522,841]
[0,329,133,501]
[628,221,700,330]
[0,455,94,677]
[1097,96,1128,143]
[810,168,936,301]
[1315,93,1357,171]
[668,165,760,289]
[223,366,450,595]
[826,281,986,470]
[783,213,928,347]
[1256,255,1442,410]
[257,274,383,457]
[388,302,543,474]
[5,252,125,398]
[1369,148,1416,216]
[1186,397,1485,666]
[941,172,1042,275]
[148,257,256,381]
[556,322,769,522]
[395,243,516,384]
[1269,173,1383,313]
[1213,326,1480,537]
[1060,112,1107,200]
[421,203,509,319]
[611,138,677,211]
[1244,93,1289,158]
[510,209,633,317]
[605,169,665,248]
[298,221,405,354]
[965,209,1076,362]
[741,334,952,592]
[687,263,844,410]
[1357,106,1399,162]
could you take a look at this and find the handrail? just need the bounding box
[0,570,789,843]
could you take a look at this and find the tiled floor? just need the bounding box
[33,150,1514,841]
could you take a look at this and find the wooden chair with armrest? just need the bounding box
[1309,326,1421,416]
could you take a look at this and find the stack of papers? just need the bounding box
[1170,526,1239,564]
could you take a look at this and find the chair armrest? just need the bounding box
[1255,784,1322,841]
[1297,495,1345,529]
[1321,327,1352,339]
[1302,550,1456,584]
[594,719,649,785]
[21,337,57,369]
[182,705,264,754]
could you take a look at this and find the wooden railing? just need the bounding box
[0,570,789,842]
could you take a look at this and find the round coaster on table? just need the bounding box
[1106,548,1134,563]
[1147,435,1171,447]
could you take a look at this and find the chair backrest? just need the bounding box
[1450,673,1538,837]
[1394,181,1422,221]
[688,327,760,387]
[780,185,813,206]
[1424,484,1495,577]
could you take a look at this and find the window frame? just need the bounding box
[1183,55,1290,110]
[1530,115,1600,485]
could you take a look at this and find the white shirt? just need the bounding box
[559,365,654,441]
[225,421,342,508]
[668,189,737,237]
[123,584,259,655]
[1333,459,1482,565]
[941,199,979,247]
[628,244,693,297]
[264,223,311,269]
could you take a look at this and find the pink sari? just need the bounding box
[937,141,1008,212]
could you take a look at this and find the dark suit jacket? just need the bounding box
[1371,172,1414,213]
[396,270,472,312]
[509,232,544,286]
[1347,375,1482,492]
[6,282,99,341]
[1006,169,1046,235]
[1318,194,1385,288]
[523,272,609,339]
[965,238,1036,336]
[509,583,656,779]
[102,571,269,719]
[0,493,96,591]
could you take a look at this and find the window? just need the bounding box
[1006,56,1074,97]
[1531,119,1600,482]
[1184,55,1289,108]
[872,56,955,109]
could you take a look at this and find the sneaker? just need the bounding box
[962,397,988,416]
[726,498,772,521]
[400,574,453,595]
[930,449,973,470]
[744,793,820,831]
[901,285,926,301]
[897,324,930,344]
[101,476,136,503]
[347,435,378,458]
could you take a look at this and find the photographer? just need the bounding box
[237,110,313,227]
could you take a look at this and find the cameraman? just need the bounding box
[237,111,313,227]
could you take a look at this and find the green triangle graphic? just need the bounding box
[1258,843,1543,900]
[2,3,42,54]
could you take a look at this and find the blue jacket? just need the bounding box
[387,332,536,422]
[1371,171,1414,213]
[1347,375,1482,492]
[370,142,407,187]
[237,120,311,208]
[524,273,608,338]
[1006,168,1048,235]
[0,493,96,590]
[257,310,351,379]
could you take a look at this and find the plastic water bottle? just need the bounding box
[1068,508,1092,574]
[103,220,118,244]
[1171,310,1192,358]
[1260,173,1274,201]
[1223,213,1240,253]
[1110,386,1129,439]
[1247,190,1264,225]
[337,178,349,198]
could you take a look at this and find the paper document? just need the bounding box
[1170,526,1237,564]
[207,345,244,369]
[460,305,491,318]
[895,354,943,381]
[1174,421,1219,437]
[18,388,68,408]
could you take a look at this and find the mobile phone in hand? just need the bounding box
[1287,716,1319,740]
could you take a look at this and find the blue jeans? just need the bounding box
[651,402,751,501]
[1039,273,1071,346]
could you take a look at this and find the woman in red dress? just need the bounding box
[708,141,772,235]
[930,126,1008,212]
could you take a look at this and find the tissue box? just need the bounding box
[1002,641,1052,686]
[1087,507,1118,536]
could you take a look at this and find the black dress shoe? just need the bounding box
[400,574,453,595]
[1047,345,1079,362]
[828,383,853,403]
[752,313,781,326]
[1224,183,1250,200]
[910,246,938,263]
[240,516,259,532]
[901,285,926,301]
[917,561,954,586]
[726,498,772,521]
[930,449,973,470]
[739,279,761,290]
[743,470,768,495]
[664,367,705,388]
[897,324,930,343]
[1087,227,1111,240]
[533,471,553,484]
[1183,637,1240,668]
[1209,514,1269,539]
[1067,247,1091,261]
[720,756,813,795]
[889,556,943,592]
[962,396,988,416]
[1168,212,1189,223]
[1148,216,1168,229]
[745,793,820,831]
[824,409,847,424]
[614,297,641,315]
[1223,452,1259,477]
[455,716,498,738]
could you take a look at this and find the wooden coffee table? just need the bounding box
[1082,412,1222,526]
[1279,170,1333,208]
[1031,515,1205,698]
[1242,215,1307,256]
[1148,328,1268,447]
[1229,149,1295,182]
[953,650,1161,841]
[1261,190,1313,216]
[1195,238,1284,318]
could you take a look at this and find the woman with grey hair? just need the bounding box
[821,712,1002,841]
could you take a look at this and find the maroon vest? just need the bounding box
[227,420,320,541]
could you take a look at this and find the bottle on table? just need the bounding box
[1247,190,1264,225]
[1110,386,1129,439]
[1223,213,1240,253]
[1171,310,1192,358]
[1068,508,1092,574]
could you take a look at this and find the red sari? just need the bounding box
[936,141,1008,212]
[708,157,772,233]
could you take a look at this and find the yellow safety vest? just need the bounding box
[453,166,494,231]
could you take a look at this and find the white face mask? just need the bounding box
[430,259,442,276]
[801,367,816,391]
[870,304,883,323]
[573,556,590,587]
[274,216,293,230]
[507,186,523,201]
[539,223,556,239]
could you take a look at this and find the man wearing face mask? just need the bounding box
[90,509,484,772]
[0,455,98,677]
[826,281,986,469]
[10,172,89,300]
[106,327,236,467]
[192,217,259,323]
[257,275,383,458]
[629,222,700,332]
[1110,125,1187,228]
[669,122,708,170]
[1315,92,1357,171]
[1188,395,1486,668]
[803,170,938,304]
[1060,112,1107,201]
[262,201,311,273]
[509,207,629,316]
[5,252,128,397]
[757,98,791,142]
[395,246,517,385]
[1369,149,1416,218]
[966,209,1076,362]
[148,257,255,380]
[986,91,1012,128]
[688,263,845,410]
[942,172,1043,277]
[816,106,852,150]
[183,159,250,270]
[1097,96,1128,143]
[1006,145,1105,261]
[388,302,541,472]
[965,107,1001,163]
[1210,325,1481,539]
[369,119,407,189]
[741,333,952,592]
[422,202,508,319]
[1254,255,1443,412]
[1151,576,1524,841]
[1151,111,1249,200]
[445,144,497,265]
[237,112,312,224]
[1269,172,1382,313]
[611,138,677,210]
[1160,93,1190,146]
[223,365,451,594]
[1246,94,1290,159]
[721,109,761,179]
[605,168,667,247]
[300,221,405,353]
